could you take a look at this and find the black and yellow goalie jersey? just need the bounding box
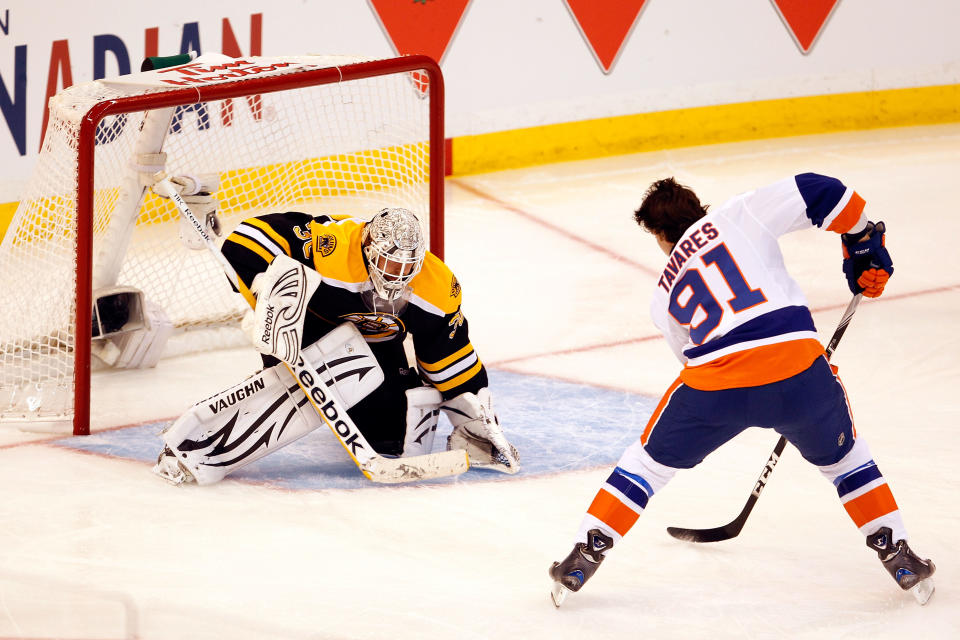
[221,212,488,400]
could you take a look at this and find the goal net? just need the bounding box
[0,53,444,435]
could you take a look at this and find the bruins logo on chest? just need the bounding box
[339,312,405,343]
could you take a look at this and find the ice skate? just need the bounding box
[866,527,936,605]
[548,529,613,607]
[151,446,196,486]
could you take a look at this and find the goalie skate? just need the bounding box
[152,446,195,485]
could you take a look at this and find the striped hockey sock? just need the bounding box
[575,443,678,546]
[582,466,654,542]
[819,437,906,541]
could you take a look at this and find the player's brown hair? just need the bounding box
[633,177,709,245]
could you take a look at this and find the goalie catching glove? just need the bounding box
[442,388,520,474]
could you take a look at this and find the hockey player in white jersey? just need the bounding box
[549,174,934,606]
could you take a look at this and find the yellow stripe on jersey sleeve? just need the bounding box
[235,277,257,309]
[432,359,484,393]
[218,239,260,308]
[229,234,277,266]
[418,344,474,373]
[246,217,292,256]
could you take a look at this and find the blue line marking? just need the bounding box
[54,369,658,491]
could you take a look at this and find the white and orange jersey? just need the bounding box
[649,173,867,391]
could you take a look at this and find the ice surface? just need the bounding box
[1,124,958,639]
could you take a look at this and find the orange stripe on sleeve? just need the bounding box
[827,191,866,233]
[587,489,640,537]
[843,484,899,528]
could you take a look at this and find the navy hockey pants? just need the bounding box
[641,355,855,469]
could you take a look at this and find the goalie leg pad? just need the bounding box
[157,322,384,485]
[402,386,443,457]
[298,322,385,408]
[159,365,320,485]
[447,426,520,474]
[442,388,520,474]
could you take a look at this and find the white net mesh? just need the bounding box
[0,55,436,426]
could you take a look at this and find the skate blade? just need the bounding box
[911,577,935,605]
[550,582,569,608]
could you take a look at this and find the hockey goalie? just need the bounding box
[153,198,520,485]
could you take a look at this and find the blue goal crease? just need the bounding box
[54,369,658,491]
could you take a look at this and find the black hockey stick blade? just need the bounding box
[666,436,786,543]
[666,521,744,543]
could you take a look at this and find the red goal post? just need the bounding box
[0,54,445,436]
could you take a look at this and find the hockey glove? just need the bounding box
[841,221,893,298]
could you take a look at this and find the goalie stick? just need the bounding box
[666,294,863,543]
[153,176,469,483]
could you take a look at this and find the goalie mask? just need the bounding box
[361,208,425,302]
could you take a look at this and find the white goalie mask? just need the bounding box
[361,208,426,302]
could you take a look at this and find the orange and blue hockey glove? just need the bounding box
[841,221,893,298]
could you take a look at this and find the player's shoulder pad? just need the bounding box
[409,252,462,316]
[308,215,369,283]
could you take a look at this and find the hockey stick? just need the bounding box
[666,293,863,543]
[154,176,469,483]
